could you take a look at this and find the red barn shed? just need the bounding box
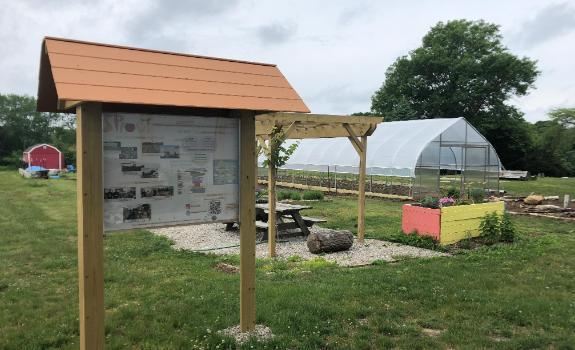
[22,144,64,170]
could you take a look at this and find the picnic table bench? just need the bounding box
[225,202,326,240]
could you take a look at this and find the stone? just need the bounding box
[524,195,544,205]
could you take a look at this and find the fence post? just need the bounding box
[334,166,338,194]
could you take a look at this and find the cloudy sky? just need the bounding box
[1,0,574,122]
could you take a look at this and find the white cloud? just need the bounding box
[0,0,573,122]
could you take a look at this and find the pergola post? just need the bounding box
[239,111,257,332]
[76,103,105,350]
[344,123,367,243]
[265,122,297,258]
[357,135,367,242]
[267,151,277,258]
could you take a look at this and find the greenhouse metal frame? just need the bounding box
[267,117,501,198]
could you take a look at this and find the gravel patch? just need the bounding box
[152,224,447,267]
[218,324,273,344]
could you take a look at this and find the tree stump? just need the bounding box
[307,229,353,254]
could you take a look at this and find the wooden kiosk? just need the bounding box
[36,36,381,348]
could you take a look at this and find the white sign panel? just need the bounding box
[103,113,239,231]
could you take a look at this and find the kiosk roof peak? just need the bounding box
[37,37,310,113]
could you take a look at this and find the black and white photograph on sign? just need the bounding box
[104,141,121,151]
[103,112,239,231]
[141,167,159,178]
[119,146,137,159]
[104,187,136,201]
[142,142,163,153]
[141,185,174,199]
[123,203,151,222]
[121,162,145,173]
[160,145,180,159]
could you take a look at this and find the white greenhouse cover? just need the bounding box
[261,117,501,177]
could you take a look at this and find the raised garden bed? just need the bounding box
[402,201,505,245]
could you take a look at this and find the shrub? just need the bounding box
[479,211,518,244]
[302,190,324,200]
[469,188,485,203]
[499,213,517,242]
[446,186,461,199]
[479,211,500,243]
[420,196,439,209]
[277,190,292,201]
[289,191,302,200]
[391,230,441,250]
[277,190,301,201]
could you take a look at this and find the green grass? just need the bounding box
[500,177,575,197]
[1,168,575,349]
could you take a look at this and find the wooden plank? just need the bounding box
[301,216,327,224]
[343,123,364,154]
[46,39,283,76]
[76,103,105,350]
[237,110,257,332]
[357,135,367,242]
[50,53,293,88]
[441,202,504,222]
[52,67,301,100]
[291,211,310,236]
[282,121,300,139]
[256,112,382,125]
[56,83,309,113]
[255,221,269,229]
[440,202,505,245]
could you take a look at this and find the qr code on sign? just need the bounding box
[208,200,222,215]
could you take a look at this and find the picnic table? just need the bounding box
[225,202,326,240]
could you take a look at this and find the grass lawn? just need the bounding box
[500,177,575,197]
[1,168,574,349]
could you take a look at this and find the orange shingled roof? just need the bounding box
[37,37,310,113]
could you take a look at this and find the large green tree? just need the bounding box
[371,20,539,170]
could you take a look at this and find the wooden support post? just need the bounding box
[239,111,256,332]
[357,135,367,242]
[268,150,277,258]
[76,103,105,350]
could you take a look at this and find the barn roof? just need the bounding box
[37,37,310,113]
[23,143,61,153]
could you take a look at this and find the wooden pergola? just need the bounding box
[255,112,382,256]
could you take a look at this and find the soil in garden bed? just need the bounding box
[504,198,575,219]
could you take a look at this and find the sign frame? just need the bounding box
[75,104,256,350]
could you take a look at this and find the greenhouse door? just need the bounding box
[461,145,489,196]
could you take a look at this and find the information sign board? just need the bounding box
[103,113,239,230]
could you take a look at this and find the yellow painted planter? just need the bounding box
[440,201,505,244]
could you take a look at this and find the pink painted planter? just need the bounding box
[401,204,441,241]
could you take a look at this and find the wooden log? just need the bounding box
[307,230,353,254]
